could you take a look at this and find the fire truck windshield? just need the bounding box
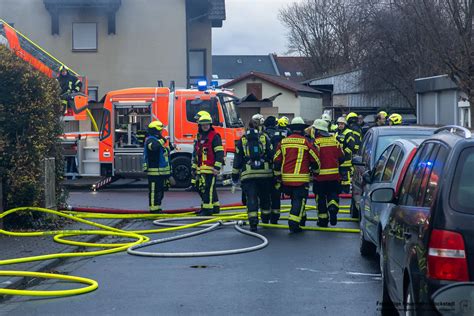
[220,95,243,128]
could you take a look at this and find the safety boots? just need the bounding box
[328,206,338,226]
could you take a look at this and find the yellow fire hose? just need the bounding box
[0,203,358,297]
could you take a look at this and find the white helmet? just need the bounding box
[321,113,331,122]
[251,113,264,126]
[291,117,306,125]
[336,117,347,124]
[312,119,329,132]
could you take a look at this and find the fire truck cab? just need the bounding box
[98,86,245,187]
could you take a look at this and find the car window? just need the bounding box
[414,145,440,206]
[373,145,393,182]
[375,135,430,163]
[362,132,374,164]
[423,146,448,207]
[450,147,474,214]
[186,99,220,125]
[381,145,403,182]
[399,142,434,206]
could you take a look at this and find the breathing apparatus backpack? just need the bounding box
[242,129,266,169]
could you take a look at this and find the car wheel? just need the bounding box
[171,156,191,188]
[350,198,359,219]
[359,227,376,257]
[380,242,397,315]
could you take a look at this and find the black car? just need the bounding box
[352,126,436,219]
[371,126,474,315]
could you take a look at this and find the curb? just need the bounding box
[0,218,129,302]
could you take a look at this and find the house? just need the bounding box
[0,0,226,99]
[304,69,413,119]
[415,74,471,127]
[222,71,323,125]
[212,54,313,86]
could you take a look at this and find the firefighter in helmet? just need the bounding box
[388,113,402,126]
[191,110,211,191]
[336,117,355,193]
[193,113,224,216]
[311,119,344,227]
[143,120,171,213]
[232,120,273,231]
[57,65,82,113]
[346,112,362,153]
[274,117,320,233]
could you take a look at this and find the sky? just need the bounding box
[212,0,303,56]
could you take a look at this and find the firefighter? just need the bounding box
[388,113,402,125]
[251,114,265,132]
[274,117,320,233]
[336,117,355,193]
[346,112,362,153]
[322,113,337,133]
[193,113,224,216]
[232,121,273,231]
[57,65,82,113]
[311,119,344,227]
[143,120,171,213]
[375,111,388,126]
[191,111,211,191]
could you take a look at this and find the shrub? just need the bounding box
[0,45,64,228]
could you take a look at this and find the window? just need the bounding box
[284,72,291,77]
[72,23,97,51]
[399,143,434,206]
[362,132,374,165]
[450,147,474,214]
[373,145,393,182]
[296,72,303,77]
[88,86,98,102]
[246,83,262,100]
[186,99,220,125]
[375,134,430,163]
[381,146,402,182]
[423,146,448,207]
[189,49,206,79]
[212,74,219,79]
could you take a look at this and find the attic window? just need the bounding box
[212,74,219,79]
[296,72,303,76]
[284,72,291,77]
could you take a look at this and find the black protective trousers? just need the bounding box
[283,184,308,232]
[241,178,271,227]
[148,175,166,212]
[269,179,282,223]
[313,180,340,225]
[199,173,219,215]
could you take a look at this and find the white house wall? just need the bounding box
[299,96,322,121]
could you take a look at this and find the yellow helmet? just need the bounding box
[277,116,289,127]
[194,110,210,121]
[378,111,388,118]
[148,120,164,131]
[198,113,213,125]
[388,113,402,125]
[346,112,358,121]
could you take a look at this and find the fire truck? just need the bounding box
[99,84,245,187]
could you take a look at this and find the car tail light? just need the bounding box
[427,229,469,281]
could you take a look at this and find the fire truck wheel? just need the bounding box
[171,156,192,188]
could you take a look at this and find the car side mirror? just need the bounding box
[352,155,365,166]
[370,188,395,203]
[362,170,373,184]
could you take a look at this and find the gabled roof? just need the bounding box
[274,56,313,82]
[212,55,278,80]
[222,71,322,95]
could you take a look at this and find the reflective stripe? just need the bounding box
[271,209,280,214]
[202,203,213,209]
[294,147,304,175]
[213,201,220,206]
[150,182,155,208]
[214,146,224,152]
[289,214,301,223]
[232,168,240,174]
[261,210,271,215]
[328,200,339,207]
[150,205,161,211]
[248,211,258,218]
[319,168,339,175]
[214,161,223,167]
[282,138,305,145]
[318,213,328,219]
[209,176,215,205]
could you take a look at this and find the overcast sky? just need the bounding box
[212,0,302,56]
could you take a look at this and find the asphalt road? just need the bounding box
[0,189,382,316]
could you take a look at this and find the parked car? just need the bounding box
[352,126,436,219]
[371,126,474,315]
[358,139,422,257]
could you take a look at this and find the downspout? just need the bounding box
[269,54,280,76]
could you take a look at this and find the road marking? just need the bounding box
[346,272,381,277]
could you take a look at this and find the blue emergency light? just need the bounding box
[197,80,208,91]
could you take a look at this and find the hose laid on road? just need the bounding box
[128,218,268,257]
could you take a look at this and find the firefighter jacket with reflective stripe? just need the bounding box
[313,134,344,182]
[274,133,320,186]
[232,131,273,182]
[193,128,224,175]
[58,73,82,95]
[270,127,289,150]
[336,128,355,168]
[143,135,171,176]
[348,122,362,153]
